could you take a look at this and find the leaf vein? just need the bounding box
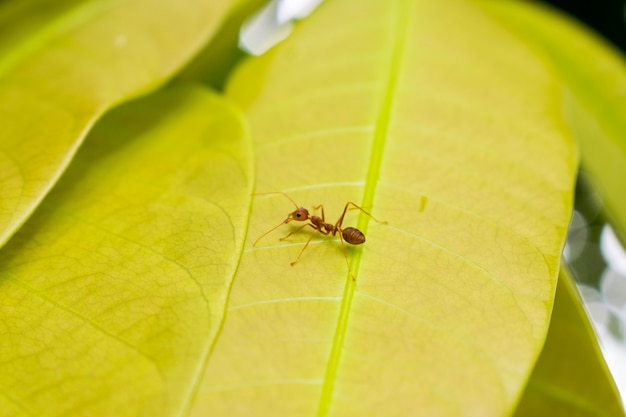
[317,1,413,415]
[228,296,341,312]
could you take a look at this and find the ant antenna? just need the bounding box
[252,216,292,247]
[253,191,300,210]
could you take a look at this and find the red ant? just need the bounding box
[252,192,387,279]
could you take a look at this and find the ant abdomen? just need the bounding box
[342,227,365,245]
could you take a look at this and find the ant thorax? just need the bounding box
[309,215,333,233]
[323,222,336,234]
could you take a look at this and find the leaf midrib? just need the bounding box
[316,1,413,415]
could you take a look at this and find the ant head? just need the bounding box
[289,207,309,222]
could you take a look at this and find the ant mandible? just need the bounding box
[252,192,387,279]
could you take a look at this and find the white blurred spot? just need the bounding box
[578,283,603,303]
[601,225,626,276]
[601,268,626,312]
[580,282,626,402]
[240,1,292,55]
[594,324,626,402]
[617,303,626,325]
[587,301,611,327]
[239,0,324,55]
[277,0,325,24]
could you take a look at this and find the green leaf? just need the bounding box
[516,267,624,417]
[199,0,576,415]
[477,0,626,241]
[0,0,242,247]
[0,85,253,417]
[174,0,269,88]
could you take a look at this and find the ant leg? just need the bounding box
[290,229,319,266]
[338,232,356,280]
[335,202,388,229]
[279,223,316,241]
[313,204,326,222]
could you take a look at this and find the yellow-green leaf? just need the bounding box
[0,0,242,247]
[0,85,253,417]
[516,267,623,417]
[477,0,626,242]
[199,0,577,415]
[174,0,268,88]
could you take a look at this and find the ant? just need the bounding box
[252,192,387,279]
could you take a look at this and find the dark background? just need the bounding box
[543,0,626,51]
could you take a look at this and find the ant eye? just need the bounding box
[296,214,301,217]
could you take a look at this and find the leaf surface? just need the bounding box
[478,0,626,241]
[0,85,253,417]
[198,0,577,415]
[0,0,241,246]
[516,268,624,417]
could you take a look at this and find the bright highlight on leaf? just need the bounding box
[0,86,253,417]
[201,0,577,415]
[0,0,241,247]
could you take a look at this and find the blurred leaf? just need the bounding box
[516,267,624,417]
[0,0,82,55]
[0,85,253,417]
[478,0,626,242]
[0,0,242,246]
[173,0,268,88]
[197,0,577,415]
